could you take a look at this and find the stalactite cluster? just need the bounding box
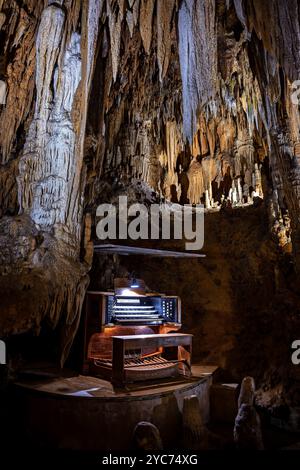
[0,0,101,363]
[85,0,300,230]
[0,1,300,407]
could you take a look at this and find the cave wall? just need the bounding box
[115,206,300,409]
[0,0,300,387]
[0,0,102,362]
[85,0,300,257]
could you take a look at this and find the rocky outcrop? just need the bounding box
[234,376,264,450]
[133,421,163,451]
[182,394,210,450]
[234,404,264,450]
[1,0,300,389]
[0,0,102,363]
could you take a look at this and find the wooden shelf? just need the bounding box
[94,244,205,258]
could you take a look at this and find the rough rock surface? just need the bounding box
[133,421,163,451]
[90,202,300,410]
[234,404,264,450]
[0,1,300,407]
[238,376,255,408]
[182,394,209,450]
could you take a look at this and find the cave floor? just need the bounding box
[207,422,300,450]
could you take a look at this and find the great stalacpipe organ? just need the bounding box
[82,279,192,385]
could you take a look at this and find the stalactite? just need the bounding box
[0,12,5,30]
[139,0,155,55]
[0,4,38,164]
[126,0,140,37]
[2,0,300,384]
[107,0,125,82]
[178,0,217,142]
[157,0,175,82]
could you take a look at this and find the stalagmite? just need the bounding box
[234,404,264,450]
[187,160,204,205]
[254,163,263,198]
[205,190,211,209]
[182,395,209,450]
[133,422,163,451]
[238,376,255,408]
[232,185,238,205]
[237,178,243,204]
[234,377,264,450]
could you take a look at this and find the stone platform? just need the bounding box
[13,365,218,451]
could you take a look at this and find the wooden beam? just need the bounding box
[93,244,206,258]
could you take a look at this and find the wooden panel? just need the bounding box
[112,333,192,349]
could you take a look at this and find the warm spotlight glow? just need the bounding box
[118,288,141,297]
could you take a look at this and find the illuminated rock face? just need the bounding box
[0,1,101,362]
[0,1,300,392]
[18,6,81,230]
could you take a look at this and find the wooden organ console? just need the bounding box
[82,279,192,385]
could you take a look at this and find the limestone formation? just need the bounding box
[238,376,256,408]
[139,0,155,55]
[234,404,264,450]
[0,0,102,364]
[0,1,300,407]
[157,0,175,83]
[234,377,264,450]
[182,394,209,450]
[107,0,124,82]
[178,0,217,141]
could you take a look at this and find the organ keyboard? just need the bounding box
[82,280,192,385]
